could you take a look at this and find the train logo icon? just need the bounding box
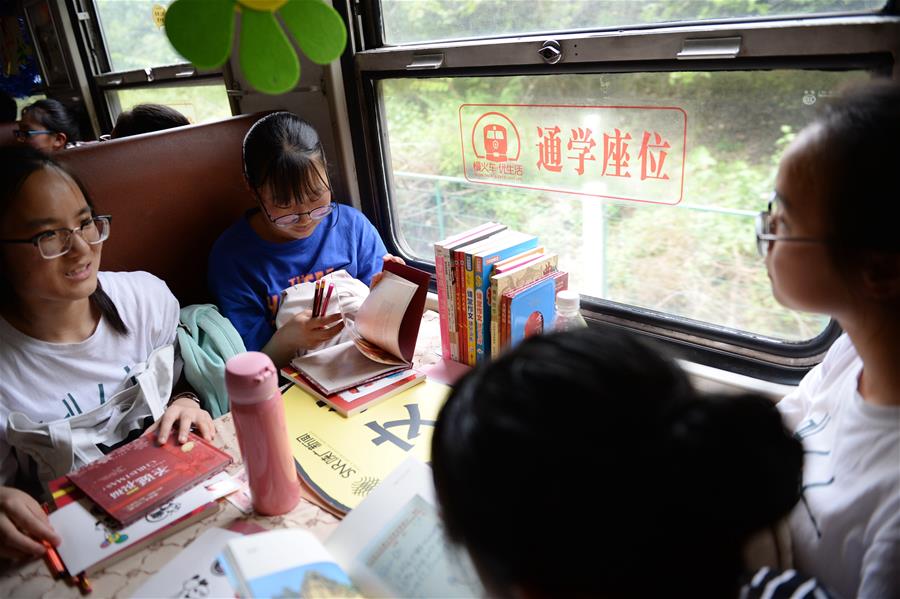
[471,112,521,164]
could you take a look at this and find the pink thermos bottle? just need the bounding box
[225,352,301,515]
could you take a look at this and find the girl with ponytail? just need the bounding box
[0,145,214,561]
[432,328,830,599]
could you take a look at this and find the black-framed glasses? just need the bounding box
[0,215,111,259]
[14,129,55,140]
[259,201,336,228]
[755,194,826,258]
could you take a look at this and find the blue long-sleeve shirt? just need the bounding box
[208,205,387,351]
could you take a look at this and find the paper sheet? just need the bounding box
[355,272,417,359]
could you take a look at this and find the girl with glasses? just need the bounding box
[0,146,215,561]
[764,81,900,599]
[208,112,401,368]
[16,99,79,153]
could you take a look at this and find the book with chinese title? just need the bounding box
[501,271,569,349]
[280,365,426,417]
[47,470,236,576]
[66,431,232,527]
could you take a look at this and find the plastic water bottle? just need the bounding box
[554,290,588,331]
[225,352,301,516]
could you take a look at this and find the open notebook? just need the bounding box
[290,262,430,396]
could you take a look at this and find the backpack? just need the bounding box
[177,304,246,418]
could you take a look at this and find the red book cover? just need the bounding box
[67,432,232,527]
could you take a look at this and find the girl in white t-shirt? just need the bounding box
[760,81,900,598]
[0,146,215,561]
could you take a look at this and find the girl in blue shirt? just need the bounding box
[208,112,398,367]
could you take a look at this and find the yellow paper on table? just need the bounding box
[282,380,451,514]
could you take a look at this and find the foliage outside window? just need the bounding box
[95,0,182,72]
[109,83,232,125]
[381,0,887,45]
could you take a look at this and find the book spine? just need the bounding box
[453,249,466,363]
[434,245,452,361]
[501,293,511,351]
[474,254,486,364]
[465,252,477,366]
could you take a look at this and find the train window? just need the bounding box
[381,70,866,342]
[72,0,234,133]
[107,82,232,125]
[347,7,899,372]
[380,0,887,45]
[94,0,181,72]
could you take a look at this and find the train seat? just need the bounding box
[58,114,258,306]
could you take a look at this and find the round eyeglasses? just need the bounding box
[0,215,111,259]
[260,201,335,228]
[755,195,826,258]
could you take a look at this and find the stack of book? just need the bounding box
[44,432,236,578]
[434,223,568,364]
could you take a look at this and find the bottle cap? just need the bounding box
[225,352,279,405]
[556,289,581,311]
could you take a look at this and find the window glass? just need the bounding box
[109,83,232,125]
[14,94,47,120]
[381,70,869,341]
[381,0,886,45]
[95,0,182,72]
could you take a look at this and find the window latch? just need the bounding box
[539,40,563,65]
[677,36,742,60]
[406,53,444,70]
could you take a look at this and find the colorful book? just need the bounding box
[220,458,482,599]
[433,223,506,362]
[290,262,430,396]
[66,431,233,527]
[281,366,426,417]
[470,231,539,364]
[47,470,237,576]
[451,234,507,365]
[501,271,569,350]
[490,251,558,358]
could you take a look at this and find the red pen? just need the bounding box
[77,573,93,595]
[321,282,334,316]
[312,279,322,317]
[42,540,64,579]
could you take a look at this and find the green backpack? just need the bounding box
[177,304,246,418]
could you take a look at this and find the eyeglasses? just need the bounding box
[0,215,112,259]
[755,194,827,258]
[259,201,335,227]
[14,129,55,140]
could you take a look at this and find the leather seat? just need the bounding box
[58,114,258,306]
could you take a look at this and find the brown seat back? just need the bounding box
[58,114,258,306]
[0,123,16,147]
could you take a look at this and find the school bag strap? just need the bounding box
[176,304,246,419]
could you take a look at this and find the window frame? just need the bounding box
[66,0,237,135]
[339,6,900,383]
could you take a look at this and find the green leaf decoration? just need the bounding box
[163,0,348,95]
[239,9,300,95]
[280,0,347,65]
[165,0,235,70]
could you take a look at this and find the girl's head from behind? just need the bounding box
[18,99,79,152]
[0,145,124,333]
[242,112,334,241]
[432,328,802,599]
[767,80,900,319]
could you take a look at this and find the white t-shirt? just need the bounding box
[778,334,900,599]
[0,271,180,486]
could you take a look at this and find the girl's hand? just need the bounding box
[145,396,216,444]
[0,486,60,560]
[370,254,406,289]
[264,309,344,368]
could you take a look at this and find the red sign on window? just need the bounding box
[459,104,687,205]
